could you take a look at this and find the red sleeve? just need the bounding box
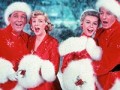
[49,39,60,74]
[93,31,120,75]
[61,49,90,73]
[61,52,75,73]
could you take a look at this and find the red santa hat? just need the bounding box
[4,1,32,25]
[96,0,120,21]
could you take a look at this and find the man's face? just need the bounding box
[8,11,27,33]
[99,7,116,29]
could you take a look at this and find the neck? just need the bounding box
[81,33,91,37]
[11,31,21,36]
[36,33,46,41]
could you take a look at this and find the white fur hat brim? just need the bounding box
[4,1,32,25]
[96,0,120,21]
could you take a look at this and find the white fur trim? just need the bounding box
[86,38,102,60]
[4,1,32,25]
[95,78,103,90]
[110,78,120,90]
[62,59,96,90]
[96,0,120,21]
[12,84,26,90]
[59,36,87,56]
[17,54,44,88]
[41,60,56,82]
[0,58,15,83]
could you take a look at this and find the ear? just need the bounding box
[81,22,83,26]
[8,17,11,22]
[30,26,33,31]
[80,22,83,29]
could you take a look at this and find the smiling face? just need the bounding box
[31,15,47,36]
[8,11,27,33]
[81,15,99,37]
[99,7,116,29]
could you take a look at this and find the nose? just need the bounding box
[102,13,107,19]
[17,16,23,21]
[35,21,38,26]
[90,23,93,28]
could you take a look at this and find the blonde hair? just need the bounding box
[30,10,53,31]
[80,9,100,26]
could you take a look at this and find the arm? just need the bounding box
[49,39,60,74]
[93,32,120,75]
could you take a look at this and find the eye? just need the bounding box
[93,22,98,25]
[32,20,36,23]
[13,14,18,18]
[86,21,90,24]
[107,12,112,15]
[21,15,26,19]
[99,11,103,15]
[38,19,43,23]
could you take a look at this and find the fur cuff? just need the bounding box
[110,78,120,90]
[41,60,56,82]
[13,84,26,90]
[0,58,14,83]
[17,54,44,88]
[59,36,87,56]
[62,59,96,90]
[86,38,102,60]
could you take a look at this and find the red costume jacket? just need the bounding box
[59,35,102,90]
[93,20,120,90]
[27,34,61,90]
[0,25,29,90]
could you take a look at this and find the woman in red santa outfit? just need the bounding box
[93,0,120,90]
[59,9,102,90]
[0,1,31,90]
[16,10,62,90]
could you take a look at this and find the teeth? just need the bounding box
[35,27,40,30]
[16,24,22,26]
[103,21,108,23]
[88,29,93,32]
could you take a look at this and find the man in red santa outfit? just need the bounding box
[93,0,120,90]
[0,1,31,90]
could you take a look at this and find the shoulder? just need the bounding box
[47,35,59,45]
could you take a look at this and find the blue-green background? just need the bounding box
[0,0,97,42]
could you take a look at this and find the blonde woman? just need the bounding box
[17,10,61,90]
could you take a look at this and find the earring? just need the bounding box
[45,25,49,31]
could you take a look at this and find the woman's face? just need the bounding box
[31,15,46,36]
[81,15,99,37]
[99,7,116,29]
